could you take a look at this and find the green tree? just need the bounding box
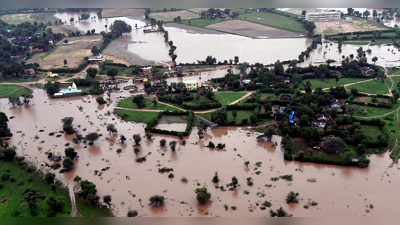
[47,194,65,212]
[107,68,118,79]
[350,87,359,96]
[65,147,78,158]
[80,180,97,198]
[133,134,141,145]
[265,126,276,141]
[85,132,99,145]
[211,109,228,125]
[160,139,166,147]
[63,124,75,134]
[91,45,99,55]
[103,195,112,206]
[62,157,74,170]
[120,135,126,144]
[45,172,56,184]
[61,117,74,125]
[149,195,164,206]
[212,171,220,183]
[269,207,292,217]
[2,147,16,161]
[227,176,239,190]
[324,138,346,154]
[86,67,98,78]
[285,191,299,203]
[133,95,145,109]
[169,140,177,151]
[249,114,257,124]
[274,60,284,75]
[96,96,106,104]
[302,10,307,16]
[0,112,12,137]
[73,175,82,182]
[106,123,117,135]
[70,17,74,23]
[81,13,90,20]
[195,187,211,204]
[64,59,67,65]
[234,56,239,64]
[299,115,310,126]
[110,20,132,37]
[127,210,138,217]
[232,111,237,120]
[392,90,400,103]
[305,21,316,33]
[342,151,354,165]
[372,56,378,64]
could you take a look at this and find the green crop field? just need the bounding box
[353,100,400,117]
[114,109,159,123]
[238,11,306,33]
[117,97,181,111]
[347,79,390,95]
[200,110,255,125]
[214,92,247,105]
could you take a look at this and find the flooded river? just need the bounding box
[1,88,400,217]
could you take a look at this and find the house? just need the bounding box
[282,77,291,84]
[176,65,182,71]
[124,85,137,90]
[80,72,87,79]
[201,10,212,17]
[153,82,164,88]
[88,54,106,64]
[305,11,341,21]
[183,80,200,91]
[140,67,152,76]
[242,80,251,86]
[43,44,53,52]
[24,69,35,75]
[52,151,62,161]
[280,94,291,101]
[11,55,24,60]
[32,48,43,53]
[345,17,353,23]
[330,100,342,108]
[279,106,286,113]
[47,72,59,78]
[316,114,330,122]
[201,83,212,91]
[133,76,148,83]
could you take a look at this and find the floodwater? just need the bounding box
[154,123,187,132]
[54,12,400,68]
[2,87,400,217]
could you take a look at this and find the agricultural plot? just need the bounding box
[0,13,59,25]
[149,10,200,22]
[26,35,102,70]
[214,92,247,105]
[205,20,302,38]
[102,8,145,18]
[238,12,306,33]
[347,79,390,95]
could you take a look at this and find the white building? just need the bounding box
[305,11,341,21]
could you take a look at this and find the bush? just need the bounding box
[168,173,174,178]
[181,176,188,183]
[10,177,15,182]
[62,124,75,134]
[45,172,56,184]
[1,172,10,181]
[195,187,211,204]
[96,97,106,104]
[127,210,138,217]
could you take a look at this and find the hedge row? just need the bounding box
[144,110,194,136]
[283,150,368,167]
[257,111,274,119]
[347,101,392,108]
[327,29,395,37]
[182,102,221,110]
[226,103,258,110]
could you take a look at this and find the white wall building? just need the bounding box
[306,11,341,21]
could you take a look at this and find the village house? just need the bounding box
[24,69,35,75]
[279,106,287,113]
[133,75,148,83]
[362,67,375,75]
[309,114,330,128]
[183,80,200,91]
[43,44,53,52]
[153,82,164,88]
[176,65,182,71]
[330,100,342,108]
[282,77,291,84]
[140,67,152,76]
[88,54,106,64]
[32,48,43,53]
[280,94,291,101]
[201,82,212,91]
[198,89,205,96]
[80,72,87,79]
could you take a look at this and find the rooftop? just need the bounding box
[183,80,198,84]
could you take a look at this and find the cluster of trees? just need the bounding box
[0,112,12,137]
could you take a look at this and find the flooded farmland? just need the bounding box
[54,12,400,67]
[2,87,400,217]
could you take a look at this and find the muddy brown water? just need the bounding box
[1,87,400,217]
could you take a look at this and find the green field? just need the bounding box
[181,18,224,27]
[343,41,370,45]
[0,76,41,83]
[238,11,306,33]
[114,109,159,123]
[353,100,400,117]
[0,85,31,98]
[371,39,395,45]
[387,67,400,75]
[117,97,180,111]
[149,10,200,22]
[199,110,256,125]
[347,79,390,95]
[213,92,247,105]
[301,80,332,90]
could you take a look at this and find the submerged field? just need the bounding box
[149,10,200,22]
[0,13,59,25]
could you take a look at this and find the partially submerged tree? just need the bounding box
[195,187,211,204]
[133,134,141,145]
[106,124,118,135]
[212,171,220,183]
[285,191,299,203]
[103,195,112,206]
[62,157,74,171]
[265,126,276,141]
[85,132,99,145]
[169,140,177,151]
[45,172,56,184]
[149,195,164,207]
[61,117,74,125]
[65,147,78,159]
[160,139,166,147]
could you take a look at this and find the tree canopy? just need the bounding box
[110,20,132,37]
[324,138,346,154]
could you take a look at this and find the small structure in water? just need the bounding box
[54,82,82,98]
[52,151,62,161]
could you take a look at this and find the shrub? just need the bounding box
[212,171,220,183]
[127,210,138,217]
[10,177,15,182]
[1,172,10,181]
[207,141,215,148]
[168,173,174,178]
[195,187,211,204]
[181,176,188,183]
[45,172,56,184]
[96,97,106,104]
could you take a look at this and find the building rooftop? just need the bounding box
[183,80,198,84]
[63,90,82,94]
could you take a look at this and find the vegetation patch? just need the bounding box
[114,109,159,123]
[213,92,247,105]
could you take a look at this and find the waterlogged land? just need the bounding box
[1,87,400,217]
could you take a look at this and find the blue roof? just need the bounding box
[11,37,16,40]
[290,111,295,115]
[279,110,284,113]
[289,115,293,120]
[7,30,11,32]
[29,36,31,39]
[289,121,294,124]
[63,90,82,94]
